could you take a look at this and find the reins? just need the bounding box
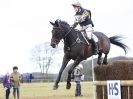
[54,23,85,47]
[64,26,74,38]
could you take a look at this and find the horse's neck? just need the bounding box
[64,30,78,46]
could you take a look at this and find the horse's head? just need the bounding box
[50,19,70,48]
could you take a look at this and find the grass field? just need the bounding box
[0,82,94,99]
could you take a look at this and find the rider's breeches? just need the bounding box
[78,25,98,42]
[79,25,91,39]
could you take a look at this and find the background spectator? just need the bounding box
[74,64,83,97]
[2,72,12,99]
[10,66,21,99]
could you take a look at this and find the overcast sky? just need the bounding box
[0,0,133,75]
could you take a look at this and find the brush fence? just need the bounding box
[94,60,133,99]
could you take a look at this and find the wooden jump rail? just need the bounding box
[93,80,133,99]
[94,80,133,86]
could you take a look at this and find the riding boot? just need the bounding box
[89,38,98,55]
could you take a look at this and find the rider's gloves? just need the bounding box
[72,22,78,28]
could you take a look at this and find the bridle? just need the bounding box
[53,26,72,39]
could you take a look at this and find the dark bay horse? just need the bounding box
[50,19,128,90]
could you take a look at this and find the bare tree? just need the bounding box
[31,42,60,77]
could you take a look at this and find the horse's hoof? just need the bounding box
[53,84,59,90]
[66,82,71,89]
[102,62,108,65]
[97,62,101,65]
[97,59,102,65]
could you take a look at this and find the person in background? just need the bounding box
[10,66,21,99]
[74,64,83,97]
[2,72,12,99]
[26,73,30,83]
[20,74,23,83]
[29,73,33,83]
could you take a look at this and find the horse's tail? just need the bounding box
[109,36,129,54]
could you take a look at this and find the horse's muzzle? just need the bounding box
[51,42,56,48]
[51,39,59,48]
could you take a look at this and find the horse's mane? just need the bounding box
[61,21,70,27]
[55,19,70,29]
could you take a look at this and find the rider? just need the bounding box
[72,2,98,55]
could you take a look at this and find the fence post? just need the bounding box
[92,55,96,99]
[128,86,130,99]
[102,86,104,99]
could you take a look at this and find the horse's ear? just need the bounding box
[55,19,61,28]
[50,21,56,26]
[55,20,59,27]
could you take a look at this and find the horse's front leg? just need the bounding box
[66,58,81,89]
[53,55,70,90]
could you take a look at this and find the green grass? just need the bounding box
[0,82,94,99]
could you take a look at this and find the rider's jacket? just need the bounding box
[75,7,94,27]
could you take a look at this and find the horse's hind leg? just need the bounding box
[97,52,102,65]
[103,53,108,65]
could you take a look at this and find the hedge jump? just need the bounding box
[94,60,133,99]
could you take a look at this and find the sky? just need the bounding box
[0,0,133,75]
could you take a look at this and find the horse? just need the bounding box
[50,19,128,90]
